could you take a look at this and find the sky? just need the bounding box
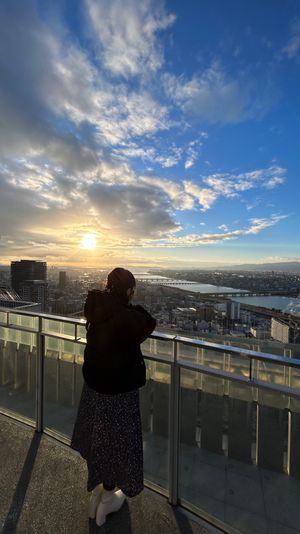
[0,0,299,269]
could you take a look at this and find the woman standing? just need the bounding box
[70,267,156,527]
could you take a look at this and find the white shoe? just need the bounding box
[89,484,103,519]
[95,489,126,527]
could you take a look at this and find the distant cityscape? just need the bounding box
[0,259,300,349]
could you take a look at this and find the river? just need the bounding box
[135,273,246,294]
[135,273,300,316]
[231,295,300,316]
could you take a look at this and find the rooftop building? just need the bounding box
[0,286,41,311]
[271,317,294,343]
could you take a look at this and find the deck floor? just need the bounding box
[0,413,214,534]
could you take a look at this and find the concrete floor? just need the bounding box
[0,413,215,534]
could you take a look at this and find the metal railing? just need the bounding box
[1,306,300,530]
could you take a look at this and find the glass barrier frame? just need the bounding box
[1,306,300,528]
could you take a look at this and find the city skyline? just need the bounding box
[0,0,299,268]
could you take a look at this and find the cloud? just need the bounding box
[204,166,286,195]
[115,143,183,168]
[184,138,205,169]
[139,176,194,210]
[85,0,175,77]
[163,61,275,123]
[0,1,289,264]
[86,182,180,239]
[148,214,288,247]
[183,181,218,211]
[282,19,300,59]
[0,0,181,257]
[163,63,249,123]
[184,166,286,210]
[0,0,171,166]
[115,134,208,169]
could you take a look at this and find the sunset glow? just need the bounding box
[80,234,97,250]
[0,1,299,267]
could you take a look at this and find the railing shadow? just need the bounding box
[2,431,42,534]
[170,506,198,534]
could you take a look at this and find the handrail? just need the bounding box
[1,306,300,370]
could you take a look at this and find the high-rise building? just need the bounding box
[58,271,67,291]
[226,301,240,321]
[19,280,48,312]
[11,260,47,294]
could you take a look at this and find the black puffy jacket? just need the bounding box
[82,290,156,394]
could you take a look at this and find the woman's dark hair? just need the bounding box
[105,267,136,304]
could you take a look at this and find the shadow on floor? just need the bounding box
[2,431,42,534]
[172,505,200,534]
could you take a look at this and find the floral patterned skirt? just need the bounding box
[70,379,144,496]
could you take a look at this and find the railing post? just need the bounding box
[168,338,180,506]
[36,315,44,433]
[249,357,253,381]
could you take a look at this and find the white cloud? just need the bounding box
[85,0,175,77]
[140,176,194,210]
[163,61,275,123]
[204,166,286,197]
[164,62,251,123]
[147,214,288,247]
[115,143,183,168]
[0,1,172,160]
[282,19,300,59]
[184,139,204,169]
[182,167,286,212]
[183,181,218,211]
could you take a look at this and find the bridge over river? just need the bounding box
[137,278,295,298]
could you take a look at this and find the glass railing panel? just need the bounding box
[253,360,287,386]
[256,389,300,533]
[0,310,7,323]
[142,358,170,494]
[8,313,38,331]
[143,337,173,360]
[223,340,251,378]
[43,336,84,437]
[77,323,86,342]
[141,338,173,384]
[198,346,228,372]
[178,342,198,363]
[141,337,151,353]
[256,389,289,472]
[42,318,75,340]
[256,340,285,357]
[178,367,298,533]
[289,395,300,478]
[179,368,228,526]
[0,326,36,423]
[290,343,300,359]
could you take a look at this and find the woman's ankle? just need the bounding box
[103,483,116,492]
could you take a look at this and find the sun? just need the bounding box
[80,234,97,249]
